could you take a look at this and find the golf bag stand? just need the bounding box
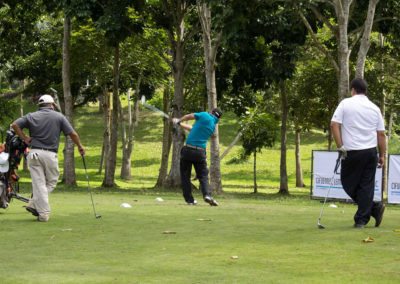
[0,129,30,209]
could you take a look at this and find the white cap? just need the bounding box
[0,152,9,173]
[38,94,55,105]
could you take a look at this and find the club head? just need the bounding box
[95,215,102,219]
[317,219,325,229]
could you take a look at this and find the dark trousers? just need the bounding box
[340,148,378,225]
[180,146,210,203]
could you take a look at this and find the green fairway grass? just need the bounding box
[2,103,400,283]
[1,191,400,283]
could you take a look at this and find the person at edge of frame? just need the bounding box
[11,94,85,222]
[331,78,386,229]
[172,108,222,206]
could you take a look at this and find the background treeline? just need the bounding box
[1,0,399,194]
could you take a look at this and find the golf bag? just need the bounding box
[0,129,29,209]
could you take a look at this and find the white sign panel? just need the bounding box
[388,155,400,204]
[312,151,382,202]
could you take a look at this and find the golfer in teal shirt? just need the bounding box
[173,108,222,206]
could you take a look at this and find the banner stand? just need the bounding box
[388,155,400,204]
[311,150,382,203]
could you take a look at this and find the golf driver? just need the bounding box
[81,154,101,219]
[317,152,343,229]
[140,96,170,119]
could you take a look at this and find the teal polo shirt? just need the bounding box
[186,112,219,149]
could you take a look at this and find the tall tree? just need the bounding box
[197,0,224,193]
[218,1,307,194]
[87,0,144,187]
[118,25,169,180]
[240,106,278,193]
[155,0,198,188]
[62,13,76,185]
[298,0,380,100]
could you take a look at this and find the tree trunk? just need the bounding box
[120,89,134,180]
[220,131,242,160]
[102,45,120,187]
[98,93,104,113]
[165,20,185,189]
[379,33,387,194]
[279,82,289,194]
[388,112,393,141]
[295,128,305,187]
[335,0,351,101]
[327,125,333,150]
[156,84,172,188]
[133,72,142,127]
[62,15,76,186]
[20,86,28,172]
[355,0,380,78]
[198,2,223,194]
[98,86,111,175]
[253,151,257,193]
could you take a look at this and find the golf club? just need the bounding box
[140,96,170,119]
[81,154,101,219]
[317,152,342,229]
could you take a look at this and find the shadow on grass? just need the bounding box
[133,158,160,168]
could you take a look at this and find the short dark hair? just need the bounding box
[211,108,222,119]
[350,78,368,95]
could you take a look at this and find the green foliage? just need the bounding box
[240,107,278,157]
[290,55,338,131]
[119,25,170,96]
[0,97,18,128]
[90,0,145,47]
[217,0,307,117]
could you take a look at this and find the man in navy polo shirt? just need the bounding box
[331,78,386,228]
[173,108,222,206]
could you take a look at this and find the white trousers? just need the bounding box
[28,149,59,215]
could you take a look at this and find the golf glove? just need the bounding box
[172,118,181,125]
[338,145,347,159]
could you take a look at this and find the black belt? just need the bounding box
[31,146,57,153]
[185,144,206,151]
[347,147,376,153]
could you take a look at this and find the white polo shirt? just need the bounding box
[331,94,385,150]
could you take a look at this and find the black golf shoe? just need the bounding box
[187,200,198,205]
[372,203,385,227]
[25,206,39,217]
[353,223,365,229]
[204,195,219,206]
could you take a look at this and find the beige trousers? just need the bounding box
[28,149,59,216]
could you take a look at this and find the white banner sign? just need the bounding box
[388,155,400,204]
[312,151,382,202]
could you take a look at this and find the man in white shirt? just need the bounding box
[331,78,386,228]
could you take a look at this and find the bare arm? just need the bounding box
[11,122,31,145]
[179,123,192,131]
[377,130,386,167]
[330,121,343,148]
[69,131,85,156]
[179,113,195,122]
[175,113,195,132]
